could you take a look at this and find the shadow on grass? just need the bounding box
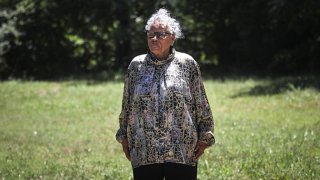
[2,70,127,86]
[232,76,320,97]
[29,71,127,86]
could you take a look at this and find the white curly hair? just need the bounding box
[145,8,184,39]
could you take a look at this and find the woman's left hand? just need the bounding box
[194,141,208,160]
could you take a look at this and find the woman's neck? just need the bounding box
[155,48,171,61]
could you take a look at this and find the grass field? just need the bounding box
[0,76,319,179]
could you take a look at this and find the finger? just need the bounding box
[125,151,131,161]
[123,146,131,161]
[194,150,200,160]
[195,145,199,152]
[194,150,204,160]
[121,140,131,161]
[122,139,129,148]
[194,145,206,160]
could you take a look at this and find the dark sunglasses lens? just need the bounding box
[147,32,170,39]
[147,32,154,38]
[158,33,166,39]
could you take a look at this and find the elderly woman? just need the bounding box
[116,8,215,180]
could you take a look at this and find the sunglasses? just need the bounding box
[146,31,172,39]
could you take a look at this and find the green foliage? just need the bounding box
[0,0,319,79]
[0,77,319,179]
[184,0,320,74]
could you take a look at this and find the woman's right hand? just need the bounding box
[121,139,131,161]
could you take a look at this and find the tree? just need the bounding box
[1,0,319,79]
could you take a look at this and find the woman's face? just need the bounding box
[147,21,175,60]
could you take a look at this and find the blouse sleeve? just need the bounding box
[190,60,215,146]
[115,65,132,143]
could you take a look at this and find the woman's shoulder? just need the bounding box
[127,54,148,69]
[174,51,198,65]
[175,51,193,59]
[132,54,148,63]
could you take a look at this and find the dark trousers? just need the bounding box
[133,163,197,180]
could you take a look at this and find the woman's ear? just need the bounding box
[171,36,176,45]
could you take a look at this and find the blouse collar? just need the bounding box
[147,46,175,66]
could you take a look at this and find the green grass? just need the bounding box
[0,77,319,179]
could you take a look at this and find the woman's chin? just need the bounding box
[150,49,160,55]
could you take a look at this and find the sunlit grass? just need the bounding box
[0,77,319,179]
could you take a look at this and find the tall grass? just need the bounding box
[0,77,319,179]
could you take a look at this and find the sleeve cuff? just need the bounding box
[199,131,215,146]
[116,129,127,144]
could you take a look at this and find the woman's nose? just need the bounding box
[151,36,158,40]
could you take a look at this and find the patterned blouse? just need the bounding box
[116,48,215,168]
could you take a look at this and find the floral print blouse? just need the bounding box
[116,49,215,168]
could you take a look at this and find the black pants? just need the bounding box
[133,163,197,180]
